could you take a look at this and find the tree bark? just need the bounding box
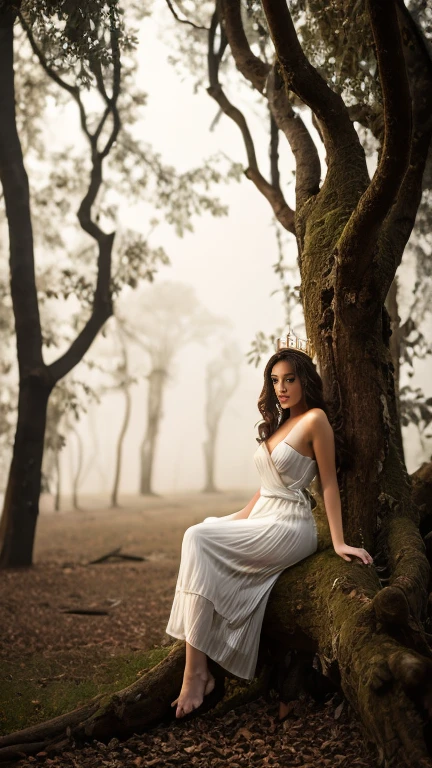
[0,376,51,567]
[385,277,405,465]
[0,14,50,566]
[139,369,166,495]
[206,0,432,761]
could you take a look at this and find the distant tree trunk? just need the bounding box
[201,352,241,494]
[140,368,166,495]
[71,427,83,511]
[87,408,110,490]
[203,426,220,493]
[111,386,132,507]
[54,442,61,513]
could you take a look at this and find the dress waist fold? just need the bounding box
[260,486,310,507]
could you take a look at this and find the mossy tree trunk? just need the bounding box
[212,0,432,762]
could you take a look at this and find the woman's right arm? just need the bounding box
[230,489,261,520]
[204,489,261,523]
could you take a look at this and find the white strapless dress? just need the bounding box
[165,440,318,679]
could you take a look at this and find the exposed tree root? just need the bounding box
[0,643,190,762]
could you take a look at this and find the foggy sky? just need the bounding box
[53,7,431,500]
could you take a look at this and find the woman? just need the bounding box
[166,341,373,719]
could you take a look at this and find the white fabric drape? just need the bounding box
[166,441,318,679]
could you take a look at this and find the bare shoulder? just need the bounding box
[307,407,330,426]
[306,408,333,439]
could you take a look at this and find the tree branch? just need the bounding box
[336,0,412,291]
[218,0,268,93]
[219,0,320,209]
[164,0,208,31]
[18,12,92,143]
[347,103,384,145]
[48,233,114,383]
[207,9,295,234]
[99,19,121,159]
[269,112,280,191]
[41,17,122,382]
[261,0,362,161]
[266,66,321,208]
[76,158,105,241]
[377,0,432,301]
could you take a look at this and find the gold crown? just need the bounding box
[276,328,314,358]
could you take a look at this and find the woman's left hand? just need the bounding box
[334,543,373,565]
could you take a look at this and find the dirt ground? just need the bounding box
[0,492,377,767]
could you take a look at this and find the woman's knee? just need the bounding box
[183,523,205,545]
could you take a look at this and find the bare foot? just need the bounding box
[171,671,215,718]
[278,701,292,721]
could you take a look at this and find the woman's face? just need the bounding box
[270,359,305,411]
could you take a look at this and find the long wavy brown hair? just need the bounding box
[257,349,347,476]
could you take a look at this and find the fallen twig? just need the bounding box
[60,609,109,616]
[87,548,146,565]
[88,548,122,564]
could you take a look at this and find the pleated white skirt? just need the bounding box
[165,500,318,680]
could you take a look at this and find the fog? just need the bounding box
[32,7,432,500]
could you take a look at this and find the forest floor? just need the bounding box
[0,492,377,767]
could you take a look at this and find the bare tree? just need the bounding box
[0,3,121,566]
[119,281,229,496]
[42,378,90,512]
[202,342,242,493]
[68,423,85,511]
[110,322,134,508]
